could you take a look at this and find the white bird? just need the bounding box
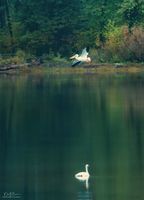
[70,48,91,67]
[75,164,90,181]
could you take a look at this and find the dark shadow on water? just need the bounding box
[0,74,144,199]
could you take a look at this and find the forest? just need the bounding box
[0,0,144,64]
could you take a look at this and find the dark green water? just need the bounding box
[0,73,144,200]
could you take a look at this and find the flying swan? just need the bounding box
[70,48,91,67]
[75,164,90,181]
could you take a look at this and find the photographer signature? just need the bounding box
[1,192,22,199]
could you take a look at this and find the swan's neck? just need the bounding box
[85,165,89,173]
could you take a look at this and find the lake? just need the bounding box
[0,72,144,200]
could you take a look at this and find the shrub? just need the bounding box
[0,30,13,53]
[102,24,144,62]
[39,52,68,67]
[121,26,144,61]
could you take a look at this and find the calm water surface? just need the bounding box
[0,73,144,200]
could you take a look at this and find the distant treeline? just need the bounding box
[0,0,144,63]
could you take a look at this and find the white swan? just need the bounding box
[70,48,91,67]
[75,164,90,181]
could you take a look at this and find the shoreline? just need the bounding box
[0,63,144,75]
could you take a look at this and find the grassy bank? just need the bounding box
[14,64,144,76]
[0,54,144,76]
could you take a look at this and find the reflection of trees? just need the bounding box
[0,74,144,200]
[0,78,16,191]
[123,84,144,171]
[96,76,144,200]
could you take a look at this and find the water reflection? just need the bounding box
[76,178,92,200]
[77,191,93,200]
[0,74,144,200]
[75,177,89,190]
[86,179,89,190]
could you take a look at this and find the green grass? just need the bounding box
[1,63,144,75]
[25,64,144,75]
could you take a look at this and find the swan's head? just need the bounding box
[85,164,89,168]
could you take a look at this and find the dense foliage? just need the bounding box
[0,0,144,62]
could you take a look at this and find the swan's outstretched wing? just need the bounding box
[80,48,88,58]
[72,60,81,67]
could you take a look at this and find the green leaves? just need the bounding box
[0,0,144,61]
[118,0,144,30]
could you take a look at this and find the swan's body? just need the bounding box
[75,164,90,181]
[70,48,91,67]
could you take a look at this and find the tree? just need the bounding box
[11,0,82,56]
[119,0,144,31]
[82,0,121,47]
[0,0,14,52]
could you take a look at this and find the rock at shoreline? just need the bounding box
[114,63,125,68]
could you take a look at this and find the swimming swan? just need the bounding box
[75,164,90,181]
